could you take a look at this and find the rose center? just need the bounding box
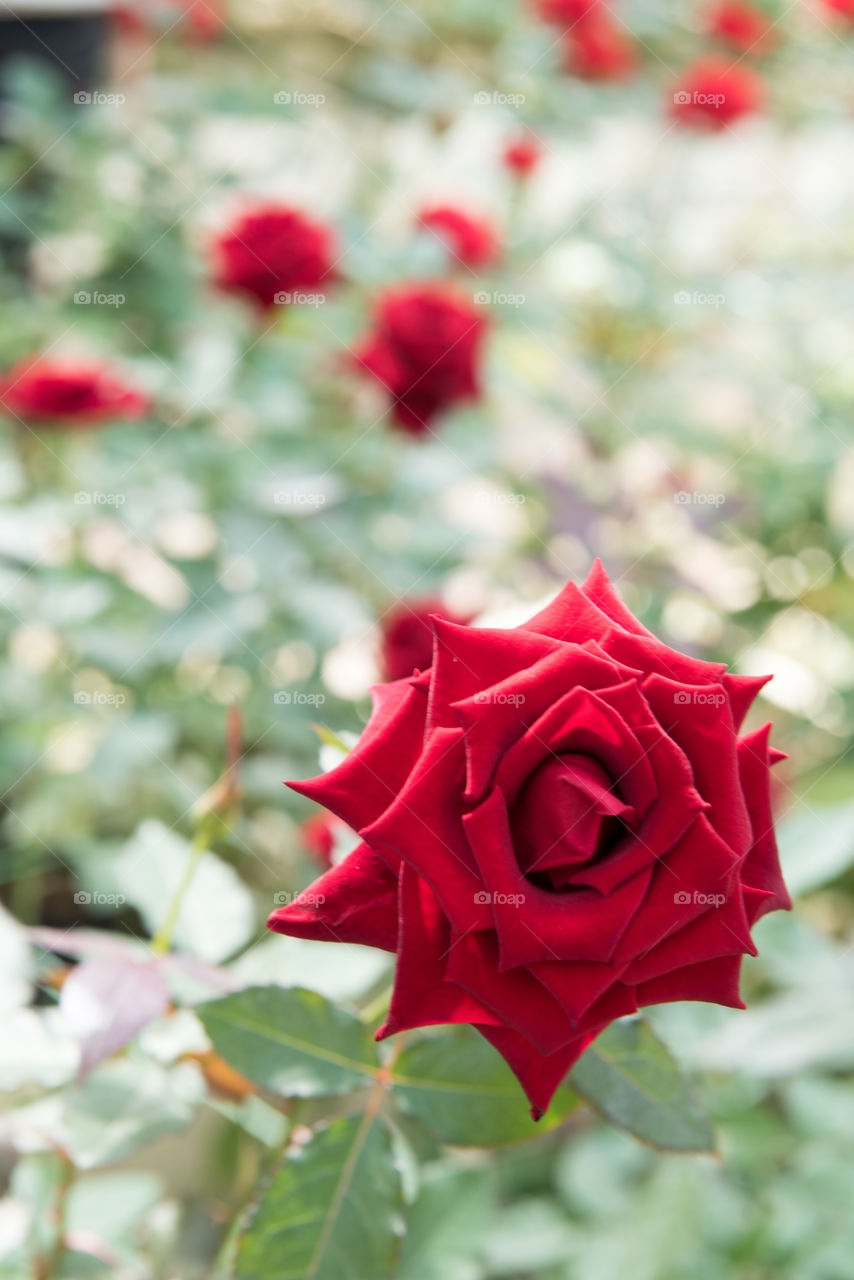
[510,752,632,891]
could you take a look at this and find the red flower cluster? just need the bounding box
[210,204,337,311]
[671,56,763,128]
[0,357,149,428]
[417,206,499,269]
[269,563,789,1117]
[380,597,474,681]
[353,283,487,434]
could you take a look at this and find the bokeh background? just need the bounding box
[3,0,854,1276]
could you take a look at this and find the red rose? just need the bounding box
[534,0,602,26]
[0,356,149,428]
[563,13,638,80]
[380,597,474,682]
[707,1,778,53]
[210,204,336,311]
[353,283,487,434]
[269,563,789,1117]
[502,136,542,179]
[417,206,499,270]
[671,57,763,128]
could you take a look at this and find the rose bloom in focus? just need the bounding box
[381,597,474,682]
[354,283,487,434]
[671,57,763,128]
[270,563,790,1117]
[707,1,778,53]
[210,204,336,311]
[563,13,638,80]
[417,206,499,270]
[0,356,149,428]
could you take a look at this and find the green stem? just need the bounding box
[33,1153,74,1280]
[151,825,210,956]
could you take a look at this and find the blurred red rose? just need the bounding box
[707,1,777,53]
[820,0,854,17]
[534,0,602,26]
[671,57,763,128]
[269,562,789,1118]
[0,357,149,428]
[381,597,474,681]
[300,812,338,870]
[111,0,224,42]
[210,204,336,311]
[417,206,499,269]
[354,283,487,434]
[563,13,638,79]
[502,136,542,178]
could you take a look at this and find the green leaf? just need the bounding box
[233,1113,400,1280]
[390,1027,578,1146]
[397,1166,496,1280]
[199,986,379,1097]
[569,1018,715,1153]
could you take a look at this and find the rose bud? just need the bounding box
[380,597,474,682]
[417,206,499,270]
[353,283,487,435]
[269,562,790,1118]
[210,204,337,312]
[502,136,543,179]
[670,57,763,128]
[0,356,149,428]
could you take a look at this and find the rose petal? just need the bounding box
[267,843,399,951]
